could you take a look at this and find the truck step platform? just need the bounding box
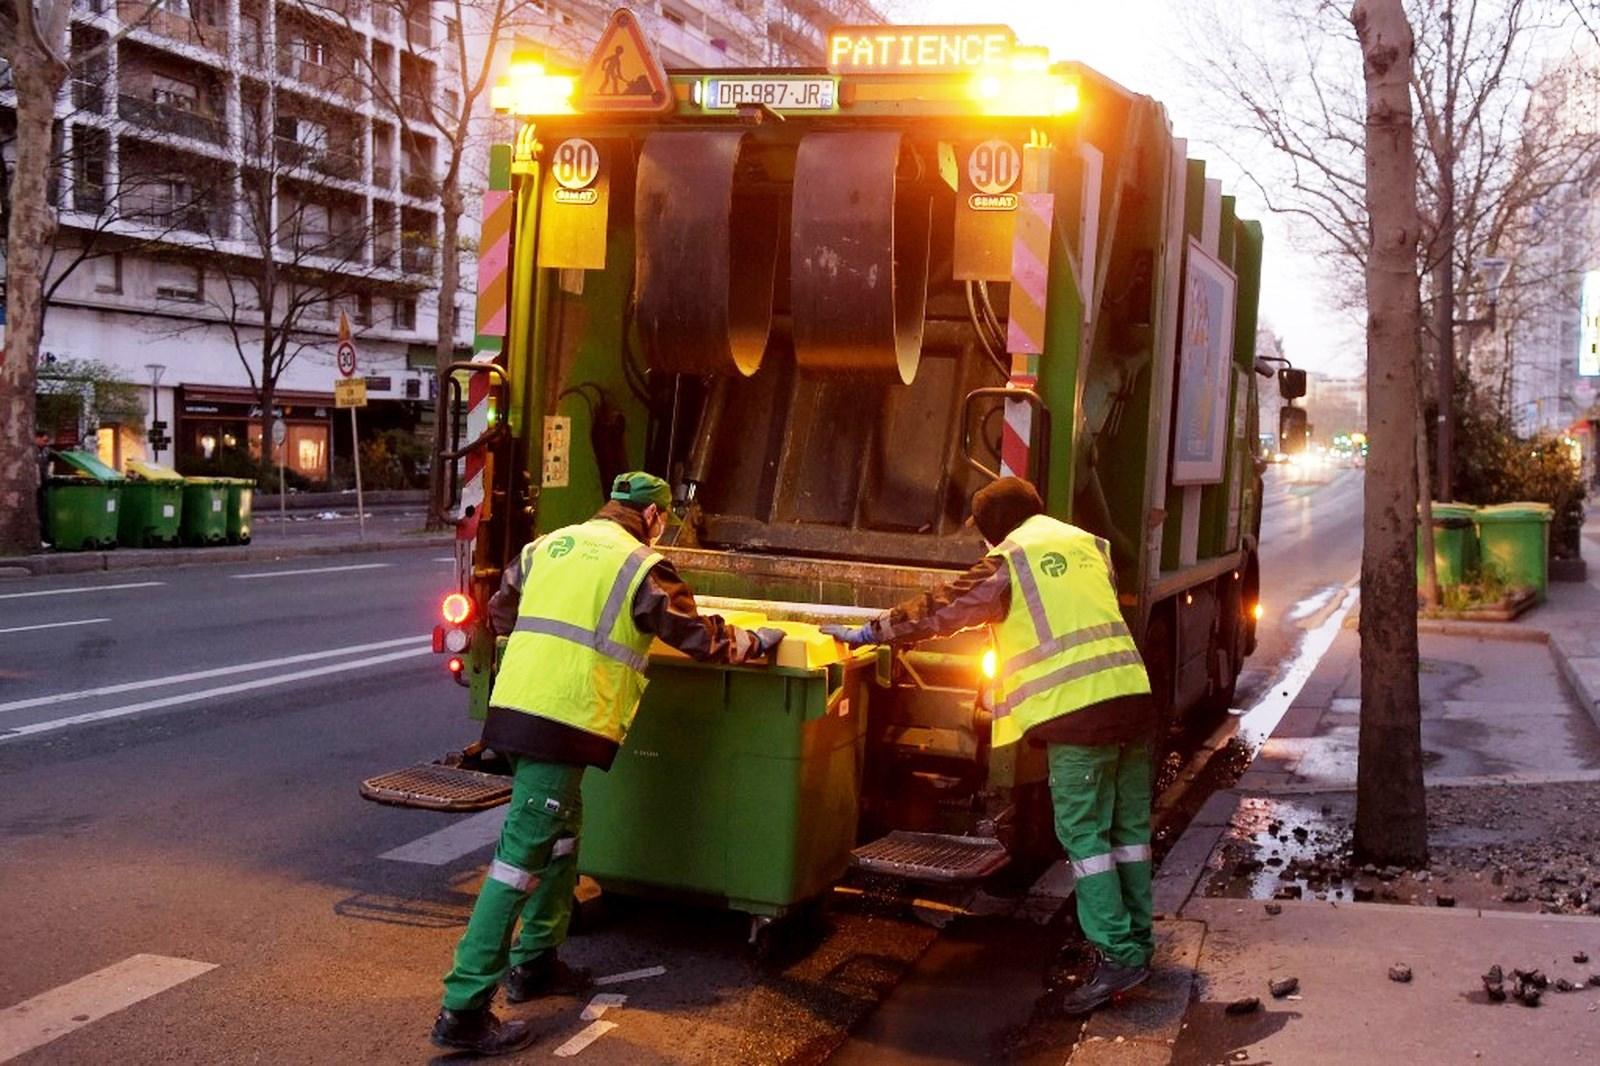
[851,831,1010,883]
[360,764,511,812]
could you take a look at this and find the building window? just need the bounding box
[152,74,198,111]
[159,0,190,17]
[445,17,459,41]
[393,297,417,331]
[355,293,373,325]
[293,38,326,67]
[663,7,686,29]
[155,261,203,302]
[93,253,122,294]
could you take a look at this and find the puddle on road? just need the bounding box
[1234,583,1360,756]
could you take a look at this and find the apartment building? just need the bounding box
[7,0,884,485]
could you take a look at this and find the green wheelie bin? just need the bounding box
[579,642,874,947]
[41,450,123,551]
[118,460,185,548]
[1476,502,1553,602]
[1417,501,1479,589]
[180,476,230,546]
[222,477,254,544]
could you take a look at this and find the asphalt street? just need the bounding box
[0,467,1363,1064]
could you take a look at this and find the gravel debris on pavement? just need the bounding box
[1389,964,1413,983]
[1225,996,1261,1015]
[1268,976,1299,998]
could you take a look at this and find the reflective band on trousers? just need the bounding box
[489,858,535,892]
[1002,619,1135,675]
[1071,853,1117,879]
[512,545,656,671]
[1112,844,1151,864]
[994,649,1147,717]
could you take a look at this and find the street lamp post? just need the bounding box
[144,363,167,462]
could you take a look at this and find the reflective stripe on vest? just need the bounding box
[988,514,1151,747]
[490,520,662,744]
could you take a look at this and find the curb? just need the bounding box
[0,534,454,577]
[1550,632,1600,734]
[1416,617,1549,643]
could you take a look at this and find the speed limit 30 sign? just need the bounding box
[337,340,358,378]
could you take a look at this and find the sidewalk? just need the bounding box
[0,507,451,577]
[1070,513,1600,1064]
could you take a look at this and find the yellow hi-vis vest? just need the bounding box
[988,514,1151,747]
[489,519,663,745]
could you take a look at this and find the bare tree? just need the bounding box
[1354,0,1430,866]
[1,0,161,554]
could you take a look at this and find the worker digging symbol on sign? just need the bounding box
[600,44,625,94]
[821,477,1158,1017]
[431,472,787,1056]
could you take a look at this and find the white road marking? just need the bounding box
[379,808,507,865]
[0,636,429,716]
[580,993,627,1022]
[0,647,431,743]
[1026,860,1076,901]
[231,563,392,580]
[553,1020,618,1057]
[594,966,666,987]
[0,954,215,1063]
[0,581,163,601]
[433,556,457,563]
[1235,583,1361,753]
[0,618,109,636]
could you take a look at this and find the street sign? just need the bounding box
[335,378,368,408]
[337,340,358,378]
[270,418,287,446]
[574,8,673,114]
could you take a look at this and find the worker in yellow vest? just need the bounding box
[823,476,1156,1016]
[432,472,785,1055]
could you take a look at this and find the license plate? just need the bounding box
[701,77,838,112]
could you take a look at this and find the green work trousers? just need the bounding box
[1047,740,1154,969]
[441,757,585,1011]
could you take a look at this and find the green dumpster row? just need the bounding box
[1418,500,1553,601]
[41,452,254,551]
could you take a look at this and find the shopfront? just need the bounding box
[177,385,333,483]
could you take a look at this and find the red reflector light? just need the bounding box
[447,656,464,674]
[442,593,472,625]
[432,625,445,653]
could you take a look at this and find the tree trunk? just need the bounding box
[1,39,67,555]
[1353,0,1428,867]
[427,179,464,530]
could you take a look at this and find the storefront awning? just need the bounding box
[179,384,335,406]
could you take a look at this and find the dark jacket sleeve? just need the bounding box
[631,558,760,662]
[868,555,1012,645]
[486,543,532,637]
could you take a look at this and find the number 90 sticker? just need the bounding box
[552,138,600,204]
[967,139,1020,211]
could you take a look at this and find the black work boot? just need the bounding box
[430,1005,537,1056]
[504,951,594,1003]
[1050,956,1151,1016]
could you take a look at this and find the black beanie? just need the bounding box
[971,477,1045,544]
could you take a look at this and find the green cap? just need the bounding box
[610,471,672,510]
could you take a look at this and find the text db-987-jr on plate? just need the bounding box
[699,77,839,112]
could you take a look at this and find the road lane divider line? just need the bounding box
[379,808,508,865]
[0,581,164,601]
[231,563,393,580]
[553,1020,618,1057]
[580,994,627,1022]
[0,618,109,636]
[594,966,666,986]
[0,635,429,715]
[0,647,432,743]
[0,953,216,1063]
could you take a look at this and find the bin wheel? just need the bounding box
[748,916,777,961]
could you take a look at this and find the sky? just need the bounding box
[909,0,1368,379]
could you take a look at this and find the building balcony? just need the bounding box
[400,91,431,123]
[72,184,108,214]
[284,229,365,261]
[371,163,393,188]
[373,243,396,268]
[400,241,434,274]
[277,53,361,102]
[72,79,106,114]
[121,1,224,53]
[406,16,431,48]
[400,170,433,199]
[122,193,227,237]
[118,94,225,146]
[275,137,363,182]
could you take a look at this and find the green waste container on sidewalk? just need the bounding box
[180,477,230,546]
[118,460,184,548]
[221,478,254,544]
[42,450,123,552]
[1476,502,1553,602]
[579,653,873,926]
[1417,501,1479,588]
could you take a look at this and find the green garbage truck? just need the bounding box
[364,14,1299,943]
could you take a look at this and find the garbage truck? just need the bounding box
[364,13,1300,946]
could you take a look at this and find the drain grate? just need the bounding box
[851,831,1010,883]
[360,764,512,812]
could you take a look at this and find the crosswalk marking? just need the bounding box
[379,808,508,865]
[0,954,215,1063]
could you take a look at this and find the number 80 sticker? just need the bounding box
[552,138,600,204]
[967,139,1020,211]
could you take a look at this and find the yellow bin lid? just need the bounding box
[125,460,184,481]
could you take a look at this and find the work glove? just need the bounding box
[821,623,878,647]
[752,627,787,658]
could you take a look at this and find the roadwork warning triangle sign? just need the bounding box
[575,8,673,114]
